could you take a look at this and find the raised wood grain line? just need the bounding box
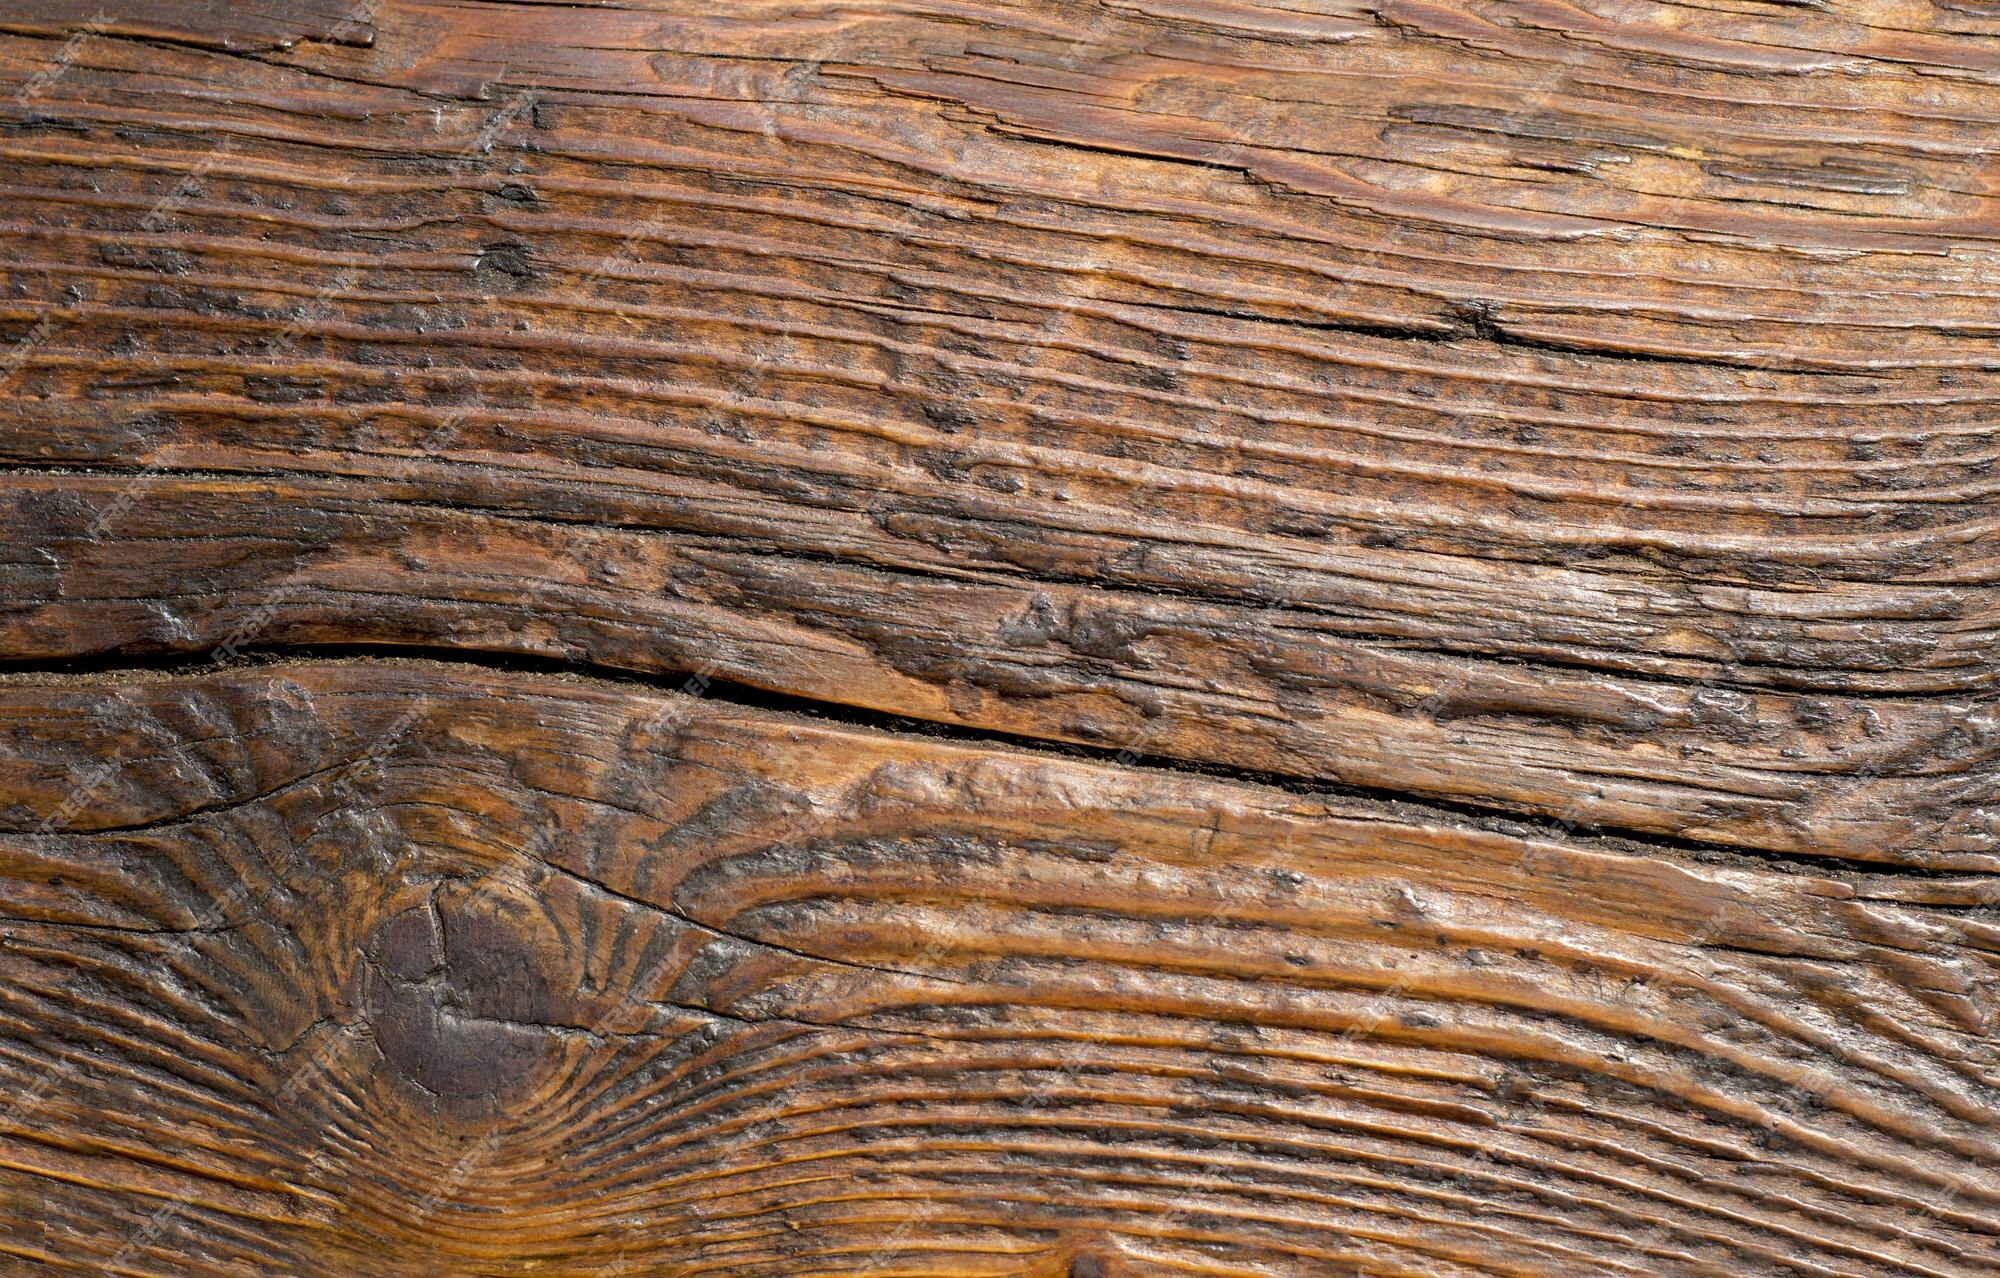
[0,2,374,55]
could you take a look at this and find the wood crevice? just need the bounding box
[4,645,1990,888]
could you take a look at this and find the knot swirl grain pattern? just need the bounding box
[0,662,1996,1275]
[0,0,1994,1274]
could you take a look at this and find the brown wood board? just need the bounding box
[0,1,1995,1274]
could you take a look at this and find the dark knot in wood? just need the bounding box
[361,892,564,1101]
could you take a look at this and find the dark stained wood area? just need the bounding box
[0,0,1995,1274]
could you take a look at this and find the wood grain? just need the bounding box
[0,0,1996,867]
[3,660,1999,1277]
[0,0,1995,1272]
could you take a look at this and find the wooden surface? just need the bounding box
[0,0,1995,1274]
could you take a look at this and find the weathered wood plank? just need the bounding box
[1,661,1996,1276]
[0,0,1996,1272]
[0,0,1996,868]
[4,472,1994,869]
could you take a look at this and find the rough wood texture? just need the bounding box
[4,661,1999,1277]
[0,0,1995,1274]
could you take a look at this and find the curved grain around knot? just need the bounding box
[0,661,1995,1276]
